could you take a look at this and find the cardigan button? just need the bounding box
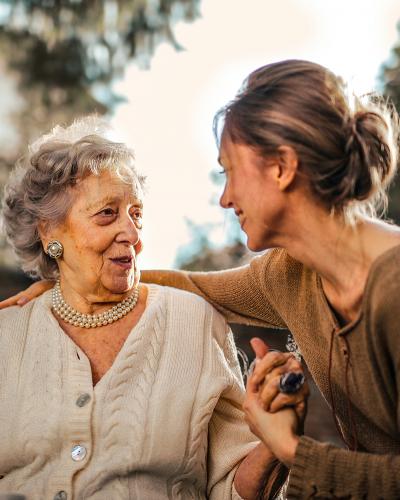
[53,491,67,500]
[71,444,87,462]
[76,393,91,407]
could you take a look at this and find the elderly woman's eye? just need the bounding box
[132,211,143,226]
[99,208,116,216]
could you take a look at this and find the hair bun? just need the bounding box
[343,108,397,208]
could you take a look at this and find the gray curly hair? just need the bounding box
[1,117,144,279]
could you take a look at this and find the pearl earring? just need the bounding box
[47,240,64,259]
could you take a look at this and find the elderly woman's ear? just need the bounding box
[37,221,64,260]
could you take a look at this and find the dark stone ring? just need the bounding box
[279,372,305,394]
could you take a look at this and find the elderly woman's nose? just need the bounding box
[116,214,140,244]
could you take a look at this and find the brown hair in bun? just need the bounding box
[215,59,399,221]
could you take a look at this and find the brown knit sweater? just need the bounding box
[141,245,400,499]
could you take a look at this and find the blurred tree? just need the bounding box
[0,0,200,154]
[0,0,200,267]
[381,21,400,223]
[174,214,249,271]
[174,168,247,271]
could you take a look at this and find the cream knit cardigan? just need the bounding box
[0,284,257,500]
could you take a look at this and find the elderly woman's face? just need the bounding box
[49,170,143,299]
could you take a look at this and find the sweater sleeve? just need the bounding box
[141,251,287,329]
[206,313,259,500]
[287,436,400,499]
[287,261,400,499]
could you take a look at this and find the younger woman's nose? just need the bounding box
[219,185,233,209]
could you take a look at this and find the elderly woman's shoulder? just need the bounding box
[159,285,229,343]
[0,298,38,332]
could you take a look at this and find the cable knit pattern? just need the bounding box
[170,393,219,498]
[0,284,256,500]
[81,296,165,498]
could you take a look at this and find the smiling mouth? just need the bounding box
[110,256,134,269]
[236,213,245,228]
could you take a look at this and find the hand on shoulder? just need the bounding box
[0,280,54,309]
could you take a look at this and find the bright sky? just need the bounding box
[112,0,399,269]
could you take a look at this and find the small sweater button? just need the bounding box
[71,444,87,461]
[76,393,91,407]
[53,491,67,500]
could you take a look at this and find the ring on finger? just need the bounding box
[279,371,305,394]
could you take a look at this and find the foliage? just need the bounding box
[0,0,200,155]
[0,0,199,143]
[0,0,200,267]
[174,218,250,271]
[380,21,400,223]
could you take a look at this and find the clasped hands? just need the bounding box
[243,337,309,468]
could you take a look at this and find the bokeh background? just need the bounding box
[1,0,400,446]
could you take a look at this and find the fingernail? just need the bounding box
[17,297,28,306]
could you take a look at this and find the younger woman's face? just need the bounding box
[218,133,286,251]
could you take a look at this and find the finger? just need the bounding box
[262,357,296,385]
[269,385,310,413]
[259,375,281,411]
[252,351,293,385]
[0,292,26,309]
[243,390,262,417]
[0,280,54,309]
[246,364,264,395]
[295,400,307,422]
[250,337,269,359]
[270,393,304,413]
[285,357,303,372]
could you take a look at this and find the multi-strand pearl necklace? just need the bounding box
[52,280,140,328]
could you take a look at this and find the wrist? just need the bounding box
[276,434,299,467]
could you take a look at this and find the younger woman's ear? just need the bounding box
[275,145,299,191]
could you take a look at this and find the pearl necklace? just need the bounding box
[52,280,140,328]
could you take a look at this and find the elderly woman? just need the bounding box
[0,119,303,500]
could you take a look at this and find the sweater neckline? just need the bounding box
[315,242,400,336]
[39,283,164,389]
[92,283,163,391]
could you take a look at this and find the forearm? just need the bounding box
[141,266,285,328]
[288,436,400,499]
[234,443,288,499]
[140,269,189,287]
